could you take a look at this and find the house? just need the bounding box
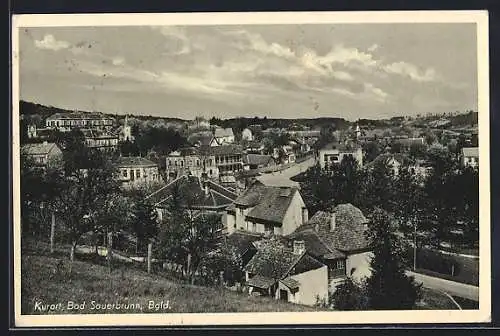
[287,204,373,290]
[243,154,276,170]
[244,141,266,154]
[318,142,363,170]
[241,128,254,142]
[366,153,431,179]
[273,145,296,164]
[21,141,63,169]
[214,128,235,145]
[26,124,53,140]
[45,112,114,132]
[225,230,262,267]
[146,175,238,221]
[243,237,328,306]
[188,131,218,147]
[225,181,308,236]
[461,147,479,168]
[81,128,119,152]
[115,156,161,189]
[165,145,244,181]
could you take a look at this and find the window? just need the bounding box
[136,169,141,178]
[180,160,184,167]
[336,259,345,269]
[197,160,200,166]
[168,160,172,166]
[122,169,128,177]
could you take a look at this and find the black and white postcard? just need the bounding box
[11,11,491,327]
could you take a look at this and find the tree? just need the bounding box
[54,148,121,272]
[298,164,336,215]
[157,184,222,284]
[330,277,368,310]
[362,141,382,163]
[130,196,159,254]
[357,158,396,213]
[365,208,422,310]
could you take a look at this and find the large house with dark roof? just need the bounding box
[225,180,308,236]
[243,237,328,306]
[146,175,238,221]
[243,154,276,170]
[115,156,161,189]
[213,127,235,145]
[287,204,373,288]
[45,111,114,132]
[165,145,244,181]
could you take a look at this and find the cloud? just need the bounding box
[384,61,437,82]
[34,34,70,51]
[368,44,379,52]
[112,57,125,66]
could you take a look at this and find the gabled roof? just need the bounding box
[244,239,324,280]
[234,182,300,225]
[214,128,234,138]
[365,153,410,169]
[208,144,243,156]
[146,175,237,209]
[226,230,262,256]
[243,154,274,166]
[462,147,479,158]
[46,111,113,120]
[115,156,157,168]
[188,131,215,147]
[21,142,60,156]
[293,204,370,253]
[280,277,300,290]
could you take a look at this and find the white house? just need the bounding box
[115,157,161,189]
[318,142,363,170]
[461,147,479,168]
[241,128,254,141]
[287,203,373,290]
[225,181,308,236]
[214,128,235,145]
[243,237,328,306]
[21,141,63,169]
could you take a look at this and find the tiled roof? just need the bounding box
[214,128,234,138]
[462,147,479,158]
[21,142,59,155]
[365,153,410,169]
[46,112,113,120]
[115,156,157,168]
[188,132,214,147]
[286,230,342,259]
[247,275,276,289]
[320,141,361,151]
[244,238,324,279]
[234,182,299,225]
[295,204,370,253]
[226,230,262,255]
[280,277,300,290]
[208,144,243,156]
[243,154,274,166]
[146,175,236,209]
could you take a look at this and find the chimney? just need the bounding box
[330,212,336,232]
[204,182,209,196]
[293,240,305,255]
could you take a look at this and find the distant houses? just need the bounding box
[243,154,276,170]
[115,156,161,189]
[21,141,63,169]
[81,129,119,152]
[45,111,114,132]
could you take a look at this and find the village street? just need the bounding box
[407,271,479,301]
[256,156,316,188]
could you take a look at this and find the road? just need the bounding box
[256,156,316,188]
[407,270,479,301]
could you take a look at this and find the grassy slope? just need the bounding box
[21,251,317,315]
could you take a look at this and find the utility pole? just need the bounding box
[413,219,417,271]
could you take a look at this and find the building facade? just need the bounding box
[116,157,161,189]
[45,112,114,132]
[318,142,363,170]
[21,141,63,169]
[461,147,479,168]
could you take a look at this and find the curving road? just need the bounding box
[256,156,317,188]
[407,271,479,301]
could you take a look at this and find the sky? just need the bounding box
[18,24,478,121]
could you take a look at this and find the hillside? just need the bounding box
[21,243,318,315]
